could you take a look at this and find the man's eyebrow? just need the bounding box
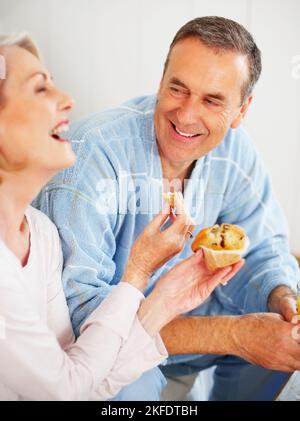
[169,77,189,89]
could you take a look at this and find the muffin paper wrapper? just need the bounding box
[200,237,250,271]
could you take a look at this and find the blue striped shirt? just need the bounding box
[33,95,299,337]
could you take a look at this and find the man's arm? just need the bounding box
[160,130,300,372]
[214,128,299,314]
[160,314,300,372]
[161,316,236,356]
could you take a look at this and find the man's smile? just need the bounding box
[169,120,205,144]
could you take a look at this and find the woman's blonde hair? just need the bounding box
[0,33,40,58]
[0,33,40,105]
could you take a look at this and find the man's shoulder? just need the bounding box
[212,125,257,163]
[68,95,156,143]
[48,96,156,187]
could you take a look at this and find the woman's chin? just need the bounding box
[58,152,76,170]
[43,151,76,173]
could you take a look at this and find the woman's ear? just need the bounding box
[231,96,253,129]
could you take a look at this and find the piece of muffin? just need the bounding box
[191,223,248,270]
[162,192,175,208]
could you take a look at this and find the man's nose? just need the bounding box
[176,96,203,125]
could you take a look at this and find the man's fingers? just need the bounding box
[280,296,298,323]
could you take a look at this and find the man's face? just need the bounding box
[154,37,251,165]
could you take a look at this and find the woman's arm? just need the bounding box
[0,248,148,401]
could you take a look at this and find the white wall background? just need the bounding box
[1,0,300,253]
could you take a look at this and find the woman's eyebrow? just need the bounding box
[26,71,52,82]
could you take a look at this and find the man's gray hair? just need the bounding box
[163,16,262,103]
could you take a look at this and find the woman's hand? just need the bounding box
[138,250,245,336]
[122,192,195,291]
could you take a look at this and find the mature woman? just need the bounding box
[0,34,243,401]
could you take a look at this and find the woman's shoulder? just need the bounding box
[27,206,63,270]
[0,238,20,267]
[0,238,22,289]
[27,206,60,245]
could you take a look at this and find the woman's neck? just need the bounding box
[0,169,50,239]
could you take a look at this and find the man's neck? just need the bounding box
[160,156,195,192]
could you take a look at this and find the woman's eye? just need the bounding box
[36,86,47,93]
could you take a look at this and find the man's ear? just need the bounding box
[231,96,253,129]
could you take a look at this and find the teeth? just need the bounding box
[50,124,69,136]
[175,126,198,138]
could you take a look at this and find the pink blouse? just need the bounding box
[0,206,167,400]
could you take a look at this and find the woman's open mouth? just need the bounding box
[50,121,70,142]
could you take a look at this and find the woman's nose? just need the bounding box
[58,90,74,112]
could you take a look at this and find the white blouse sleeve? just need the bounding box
[0,216,167,401]
[46,225,75,350]
[91,317,168,400]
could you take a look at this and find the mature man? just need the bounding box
[34,17,300,400]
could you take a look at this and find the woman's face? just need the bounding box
[0,45,76,175]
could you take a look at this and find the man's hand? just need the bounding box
[231,312,300,372]
[268,285,298,322]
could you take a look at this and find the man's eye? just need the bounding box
[169,86,187,96]
[205,98,219,106]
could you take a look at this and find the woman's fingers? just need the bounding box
[199,258,245,297]
[201,266,232,296]
[172,191,185,214]
[149,201,171,230]
[152,192,192,232]
[218,259,245,285]
[172,193,196,235]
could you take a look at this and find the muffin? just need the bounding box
[191,223,249,270]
